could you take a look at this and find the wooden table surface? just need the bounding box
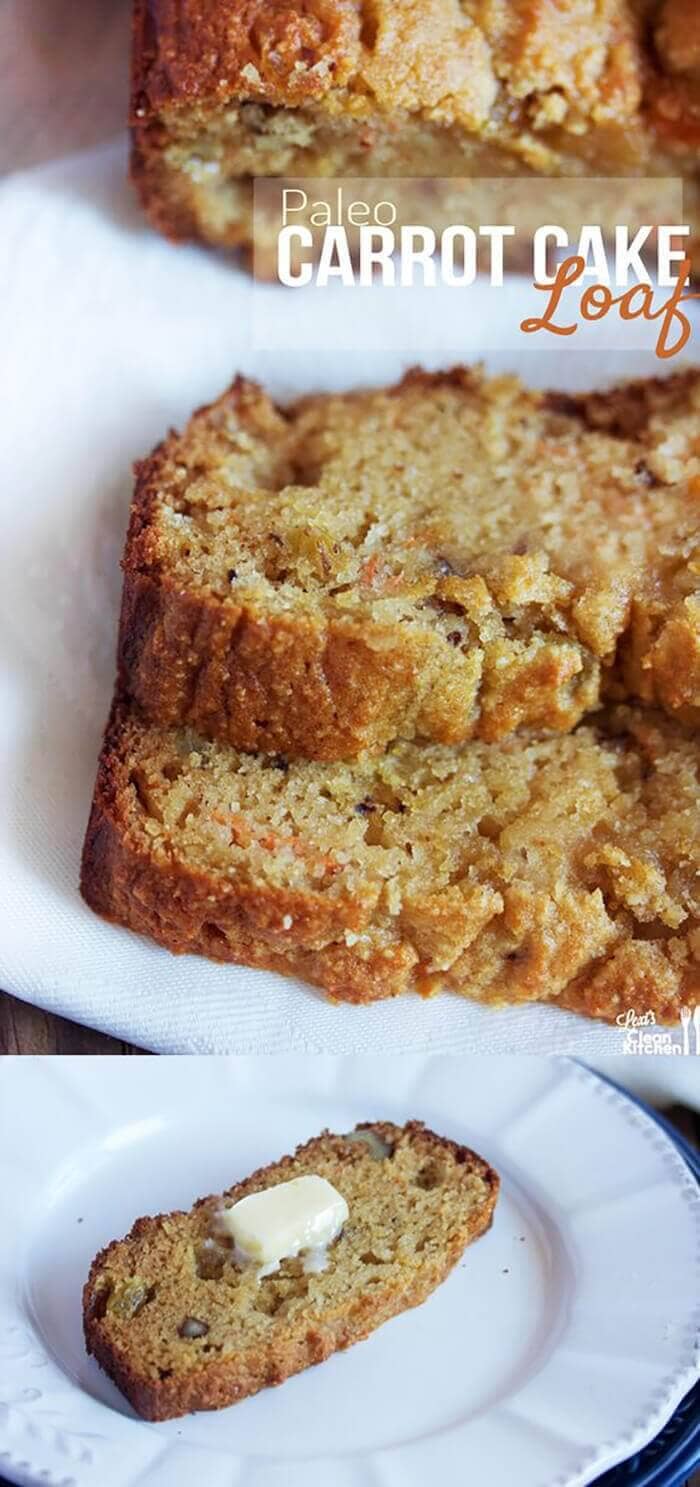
[0,990,146,1054]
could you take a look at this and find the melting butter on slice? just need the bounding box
[220,1175,349,1273]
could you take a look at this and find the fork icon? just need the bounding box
[680,1007,691,1055]
[694,1006,700,1057]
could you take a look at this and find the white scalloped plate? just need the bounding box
[1,1057,699,1487]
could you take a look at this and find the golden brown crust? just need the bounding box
[80,697,700,1022]
[129,0,700,255]
[118,376,419,760]
[119,563,425,762]
[129,0,667,123]
[80,701,418,1001]
[82,793,417,1004]
[131,0,360,117]
[117,368,700,760]
[83,1121,499,1420]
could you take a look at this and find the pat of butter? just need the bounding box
[221,1175,349,1272]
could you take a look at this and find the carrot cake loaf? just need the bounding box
[84,1120,498,1419]
[130,0,700,259]
[80,697,700,1023]
[118,367,700,759]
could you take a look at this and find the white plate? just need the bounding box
[2,139,700,1056]
[1,1056,698,1487]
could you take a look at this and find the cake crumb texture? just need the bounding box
[83,1121,499,1420]
[119,367,700,759]
[129,0,700,254]
[80,698,700,1023]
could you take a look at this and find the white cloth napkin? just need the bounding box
[1,137,697,1054]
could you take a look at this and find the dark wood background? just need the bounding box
[0,994,147,1054]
